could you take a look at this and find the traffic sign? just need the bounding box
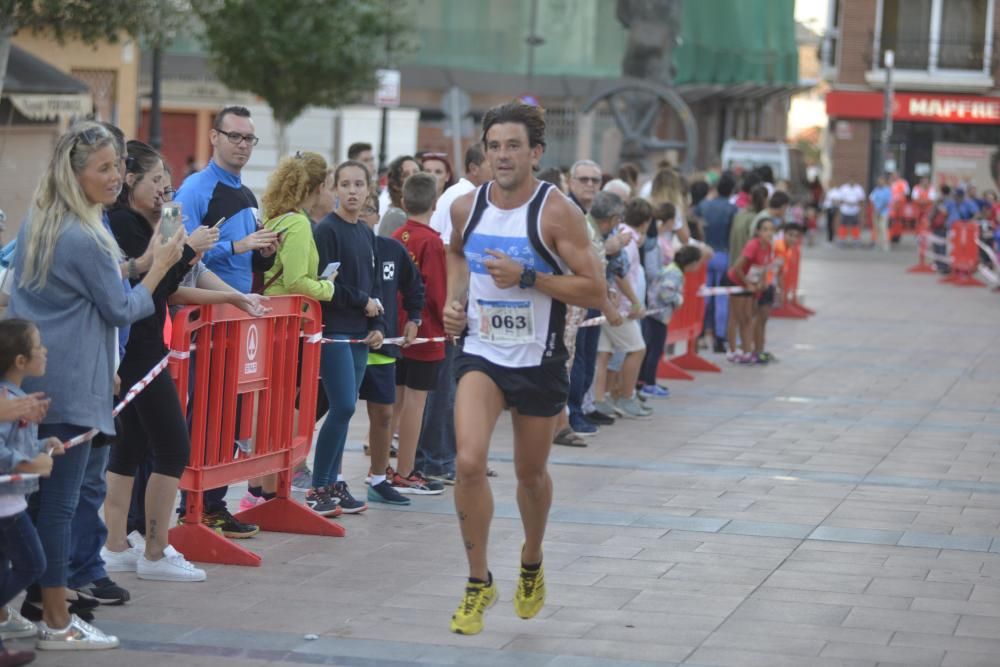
[375,69,401,108]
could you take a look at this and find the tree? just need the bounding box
[194,0,406,157]
[0,0,152,100]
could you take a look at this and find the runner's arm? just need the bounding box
[535,195,606,309]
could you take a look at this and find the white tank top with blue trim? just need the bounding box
[461,180,568,368]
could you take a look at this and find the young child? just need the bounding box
[0,319,64,665]
[724,216,776,364]
[639,245,702,394]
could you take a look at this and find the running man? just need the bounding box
[443,102,606,635]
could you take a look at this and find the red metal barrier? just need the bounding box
[168,296,342,567]
[890,200,933,240]
[941,220,984,287]
[771,244,815,319]
[656,263,720,381]
[906,218,937,274]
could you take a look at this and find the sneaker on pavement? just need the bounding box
[238,492,266,512]
[737,353,756,365]
[36,614,119,650]
[0,606,36,640]
[639,384,670,398]
[330,481,368,512]
[593,400,619,419]
[137,546,206,582]
[305,487,342,517]
[391,470,444,496]
[553,427,587,447]
[514,563,546,619]
[583,410,615,426]
[367,480,411,505]
[568,415,598,436]
[74,578,129,606]
[291,467,312,492]
[450,577,498,635]
[201,508,259,538]
[99,542,142,573]
[425,470,457,486]
[615,397,652,420]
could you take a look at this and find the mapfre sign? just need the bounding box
[826,91,1000,125]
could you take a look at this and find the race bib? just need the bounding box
[746,265,765,284]
[477,299,534,346]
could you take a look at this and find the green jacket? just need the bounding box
[262,211,334,302]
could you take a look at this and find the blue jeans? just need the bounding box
[67,444,109,588]
[705,250,729,339]
[415,342,456,476]
[313,334,368,488]
[28,424,90,588]
[568,309,601,421]
[0,510,45,648]
[639,318,668,387]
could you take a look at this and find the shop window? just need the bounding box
[820,0,841,72]
[875,0,993,72]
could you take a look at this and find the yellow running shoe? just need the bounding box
[450,578,498,635]
[514,562,545,619]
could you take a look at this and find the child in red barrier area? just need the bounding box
[764,223,805,363]
[0,319,66,664]
[723,216,776,365]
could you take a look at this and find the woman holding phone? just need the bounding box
[101,140,217,584]
[238,151,337,509]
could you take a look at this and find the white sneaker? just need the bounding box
[127,530,146,547]
[0,605,36,639]
[36,614,119,650]
[137,545,206,582]
[100,539,143,573]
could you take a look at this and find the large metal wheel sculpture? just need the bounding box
[582,78,697,173]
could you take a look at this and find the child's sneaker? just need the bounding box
[238,492,265,512]
[737,353,756,365]
[305,487,342,517]
[639,384,670,398]
[0,606,36,640]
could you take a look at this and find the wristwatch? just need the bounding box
[128,258,138,280]
[519,266,537,289]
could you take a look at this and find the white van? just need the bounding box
[720,140,808,191]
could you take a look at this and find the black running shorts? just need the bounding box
[454,352,568,418]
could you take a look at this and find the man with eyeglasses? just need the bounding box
[172,105,279,539]
[568,159,603,214]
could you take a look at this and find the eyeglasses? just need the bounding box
[162,187,175,201]
[216,130,259,146]
[574,176,601,185]
[362,207,378,216]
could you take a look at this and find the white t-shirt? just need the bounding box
[837,184,866,216]
[429,178,476,246]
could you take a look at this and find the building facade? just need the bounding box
[823,0,999,190]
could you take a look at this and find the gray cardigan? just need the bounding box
[8,217,154,435]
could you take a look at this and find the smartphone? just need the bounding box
[321,262,340,279]
[160,202,182,240]
[211,216,227,228]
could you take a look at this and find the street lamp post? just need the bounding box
[880,49,895,175]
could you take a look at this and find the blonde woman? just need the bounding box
[648,166,691,246]
[241,152,336,506]
[8,121,183,650]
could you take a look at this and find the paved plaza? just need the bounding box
[22,241,1000,666]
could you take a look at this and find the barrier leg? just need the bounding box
[771,303,809,319]
[236,497,345,537]
[657,356,694,381]
[670,335,721,373]
[169,521,262,567]
[941,270,985,287]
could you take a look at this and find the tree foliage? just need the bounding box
[194,0,405,128]
[0,0,149,43]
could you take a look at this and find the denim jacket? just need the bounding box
[0,381,48,496]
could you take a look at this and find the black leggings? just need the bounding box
[108,361,191,479]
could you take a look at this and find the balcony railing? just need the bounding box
[863,31,998,72]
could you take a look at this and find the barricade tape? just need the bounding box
[1,352,177,484]
[320,335,449,346]
[698,286,752,296]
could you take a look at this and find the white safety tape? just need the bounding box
[321,335,449,346]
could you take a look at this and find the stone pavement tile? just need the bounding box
[595,573,758,597]
[819,641,944,665]
[632,548,777,571]
[717,618,892,645]
[582,622,712,648]
[336,619,517,650]
[891,631,1000,655]
[822,517,922,533]
[865,577,973,600]
[727,598,852,625]
[349,605,587,639]
[548,607,725,632]
[661,563,773,586]
[955,614,1000,639]
[762,570,872,593]
[562,556,673,577]
[752,585,911,610]
[503,637,692,664]
[809,526,904,546]
[911,597,1000,618]
[666,530,803,549]
[941,651,1000,667]
[691,539,795,560]
[779,556,929,580]
[630,514,729,532]
[700,630,826,657]
[684,647,876,667]
[926,567,1000,587]
[721,519,814,539]
[623,590,747,617]
[842,607,960,634]
[30,652,273,667]
[968,583,1000,603]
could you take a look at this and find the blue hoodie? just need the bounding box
[174,160,271,293]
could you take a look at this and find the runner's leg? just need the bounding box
[510,411,558,566]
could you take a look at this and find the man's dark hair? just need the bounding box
[690,180,710,206]
[0,319,36,375]
[782,222,806,234]
[754,164,774,184]
[213,105,251,131]
[769,191,791,210]
[348,142,372,160]
[402,173,438,216]
[464,144,486,172]
[750,184,769,213]
[674,245,702,270]
[741,171,762,194]
[716,172,737,198]
[481,101,546,148]
[623,197,653,229]
[656,202,676,223]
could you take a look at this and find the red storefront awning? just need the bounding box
[826,90,1000,125]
